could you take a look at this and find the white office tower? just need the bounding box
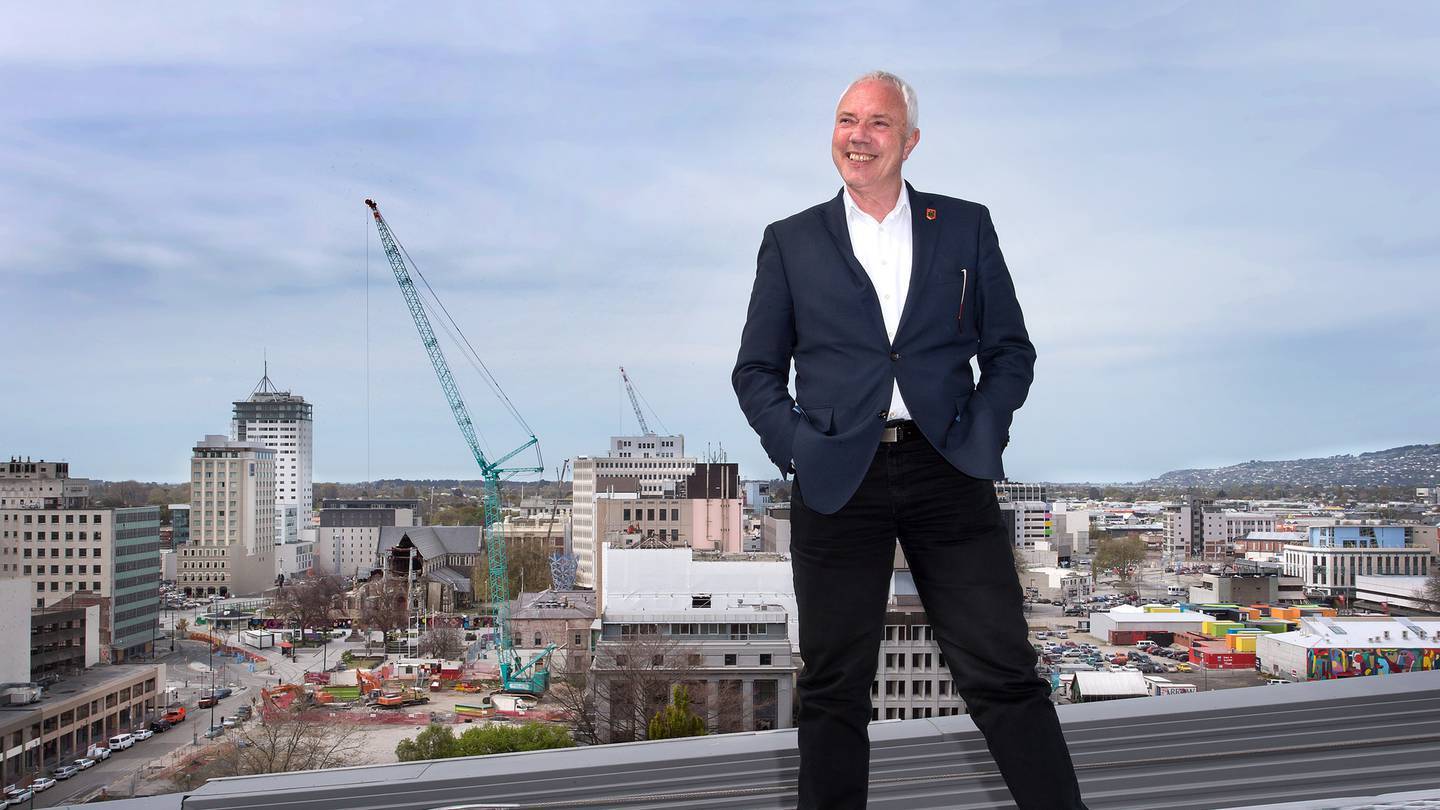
[572,434,691,588]
[181,435,276,597]
[232,365,314,541]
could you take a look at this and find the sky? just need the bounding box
[2,2,1437,485]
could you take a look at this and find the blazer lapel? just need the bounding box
[895,181,938,339]
[819,189,889,342]
[820,190,872,290]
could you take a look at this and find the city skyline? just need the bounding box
[4,4,1438,484]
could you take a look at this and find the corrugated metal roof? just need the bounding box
[64,670,1440,810]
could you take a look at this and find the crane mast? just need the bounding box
[365,198,553,694]
[619,366,654,436]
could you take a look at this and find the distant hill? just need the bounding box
[1143,443,1440,488]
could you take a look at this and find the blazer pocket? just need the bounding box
[803,406,835,435]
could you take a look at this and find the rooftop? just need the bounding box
[64,669,1440,809]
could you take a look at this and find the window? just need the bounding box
[652,654,663,666]
[670,508,678,521]
[688,653,702,666]
[533,633,542,646]
[760,654,772,666]
[692,595,711,608]
[573,632,583,647]
[724,654,736,666]
[614,654,628,667]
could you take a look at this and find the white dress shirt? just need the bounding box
[844,183,913,421]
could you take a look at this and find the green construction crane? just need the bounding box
[365,198,556,694]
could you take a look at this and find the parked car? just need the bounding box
[30,776,56,792]
[133,728,155,740]
[52,765,78,780]
[150,719,172,733]
[221,716,238,729]
[73,757,96,770]
[204,725,225,739]
[197,695,219,708]
[109,733,136,750]
[88,745,111,760]
[5,787,34,805]
[213,687,234,699]
[235,705,253,720]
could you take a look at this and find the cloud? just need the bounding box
[3,3,1437,484]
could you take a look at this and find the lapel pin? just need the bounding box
[925,208,937,221]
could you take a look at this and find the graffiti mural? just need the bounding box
[1307,648,1440,679]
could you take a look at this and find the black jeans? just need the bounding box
[790,430,1088,809]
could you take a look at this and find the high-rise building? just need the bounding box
[232,366,314,542]
[180,435,276,597]
[1163,495,1213,561]
[169,503,190,546]
[572,434,692,588]
[0,459,160,661]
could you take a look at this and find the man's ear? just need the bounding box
[903,127,920,160]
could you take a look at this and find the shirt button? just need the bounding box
[877,410,887,419]
[890,352,900,361]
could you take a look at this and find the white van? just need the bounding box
[109,733,135,750]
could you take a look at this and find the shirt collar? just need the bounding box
[843,182,910,226]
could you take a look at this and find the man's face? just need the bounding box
[832,79,919,196]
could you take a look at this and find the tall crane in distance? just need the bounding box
[365,198,555,695]
[620,366,669,437]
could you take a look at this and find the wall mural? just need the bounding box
[1307,648,1439,679]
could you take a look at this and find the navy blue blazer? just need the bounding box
[731,182,1036,515]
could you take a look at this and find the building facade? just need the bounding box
[232,369,314,538]
[179,436,276,597]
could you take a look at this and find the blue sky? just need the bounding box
[2,3,1436,484]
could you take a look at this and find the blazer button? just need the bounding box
[889,351,900,361]
[877,410,887,419]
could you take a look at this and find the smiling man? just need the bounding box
[733,71,1089,809]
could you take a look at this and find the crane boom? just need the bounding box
[619,366,654,436]
[365,198,549,694]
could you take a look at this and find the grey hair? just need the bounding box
[841,70,919,135]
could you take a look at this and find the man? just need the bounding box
[732,71,1089,809]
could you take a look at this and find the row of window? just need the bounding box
[37,580,101,592]
[23,546,103,557]
[882,652,946,670]
[609,652,775,667]
[878,678,958,697]
[24,564,103,575]
[877,706,961,720]
[9,530,105,542]
[3,513,104,524]
[623,507,681,522]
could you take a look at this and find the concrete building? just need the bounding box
[742,480,772,515]
[999,500,1054,553]
[274,539,315,582]
[873,576,967,721]
[0,464,161,662]
[760,504,790,555]
[1234,530,1304,555]
[0,663,165,784]
[232,368,314,538]
[1256,615,1440,681]
[0,458,90,509]
[179,435,276,598]
[1353,575,1435,614]
[1201,511,1276,559]
[509,589,596,670]
[1051,507,1092,557]
[314,498,419,580]
[592,606,795,742]
[1186,571,1301,605]
[994,481,1047,503]
[1281,543,1432,600]
[1021,566,1095,603]
[1162,495,1213,560]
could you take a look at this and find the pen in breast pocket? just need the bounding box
[958,267,967,319]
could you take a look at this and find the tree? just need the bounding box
[1012,544,1029,578]
[648,684,707,740]
[419,626,465,660]
[1424,567,1440,612]
[1094,536,1147,589]
[358,578,410,654]
[183,707,370,785]
[454,723,574,756]
[395,724,458,762]
[394,722,572,762]
[478,539,554,602]
[563,631,757,742]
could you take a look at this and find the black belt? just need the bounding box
[880,419,922,443]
